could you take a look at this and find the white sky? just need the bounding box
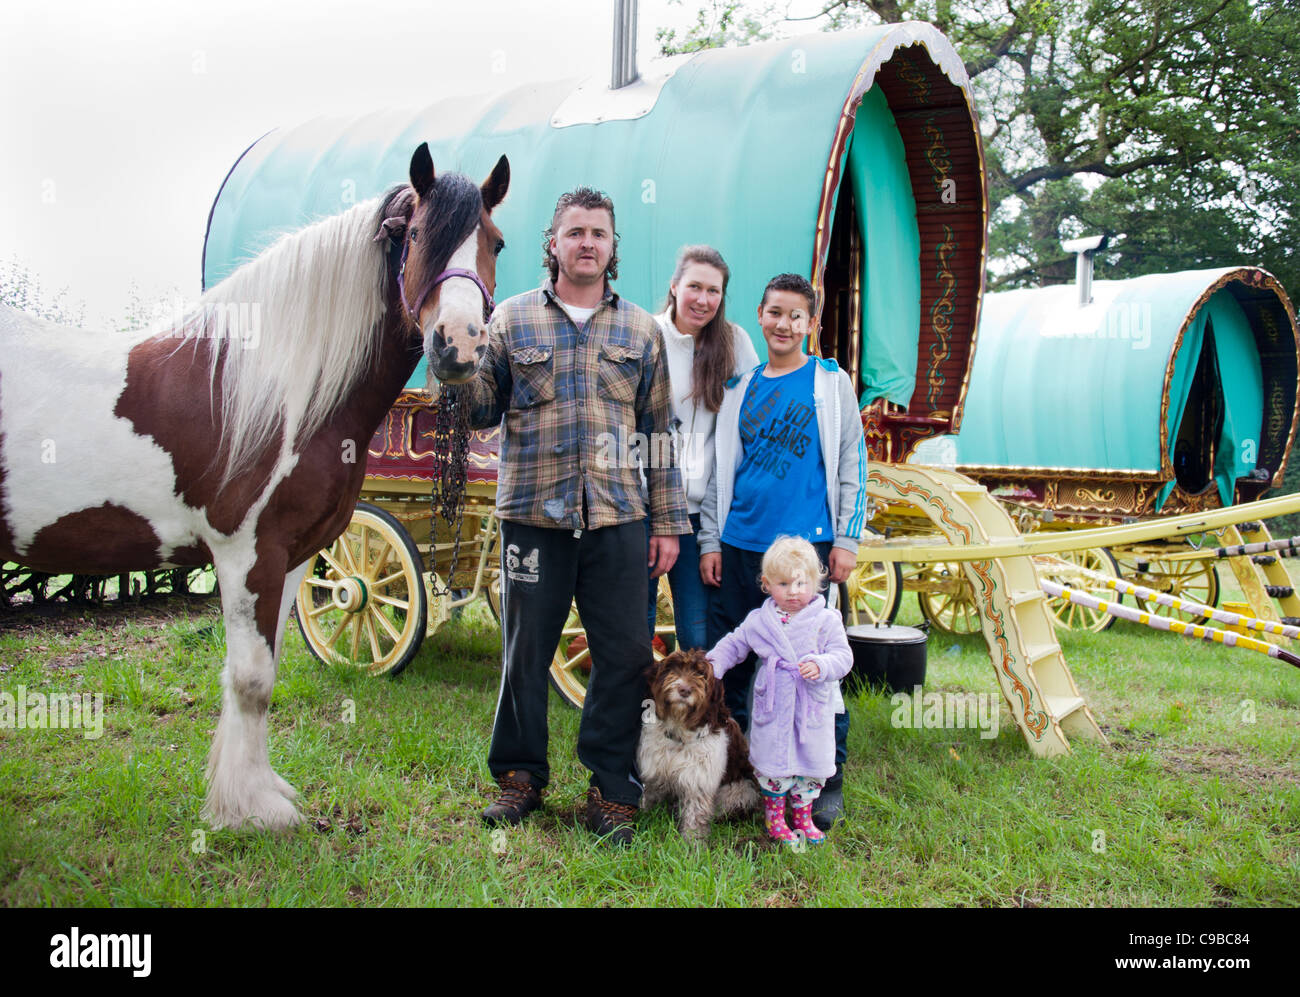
[1,0,785,326]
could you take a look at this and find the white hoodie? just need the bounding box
[655,310,761,514]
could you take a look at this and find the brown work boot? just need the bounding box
[583,787,637,846]
[481,771,541,827]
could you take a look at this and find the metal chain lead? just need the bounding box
[429,385,471,596]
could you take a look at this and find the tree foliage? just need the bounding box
[0,257,86,327]
[659,0,1300,304]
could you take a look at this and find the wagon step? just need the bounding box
[867,463,1104,758]
[1024,643,1059,664]
[1009,588,1047,606]
[1042,694,1087,722]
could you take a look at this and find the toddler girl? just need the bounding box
[707,535,853,846]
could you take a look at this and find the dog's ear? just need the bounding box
[704,660,728,731]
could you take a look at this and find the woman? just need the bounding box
[648,245,760,650]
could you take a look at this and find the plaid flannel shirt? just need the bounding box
[467,279,690,535]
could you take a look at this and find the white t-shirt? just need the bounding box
[655,310,761,514]
[558,301,597,327]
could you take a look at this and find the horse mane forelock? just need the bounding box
[185,172,481,488]
[413,172,485,294]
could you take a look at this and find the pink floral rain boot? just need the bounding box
[762,793,799,846]
[789,800,826,845]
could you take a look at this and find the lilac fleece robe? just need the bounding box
[707,595,853,780]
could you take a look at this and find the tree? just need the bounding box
[658,0,1300,304]
[0,257,86,326]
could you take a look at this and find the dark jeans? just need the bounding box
[489,519,649,806]
[646,513,711,651]
[706,540,849,768]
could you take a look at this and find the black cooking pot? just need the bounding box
[844,623,928,694]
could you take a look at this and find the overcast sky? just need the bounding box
[1,0,814,326]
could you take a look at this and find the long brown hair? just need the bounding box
[662,245,736,413]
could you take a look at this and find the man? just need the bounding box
[699,273,866,830]
[469,188,689,845]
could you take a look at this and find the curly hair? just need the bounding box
[760,535,828,592]
[542,187,619,282]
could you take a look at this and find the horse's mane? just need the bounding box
[181,193,391,486]
[183,178,480,487]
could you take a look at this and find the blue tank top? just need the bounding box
[722,358,833,552]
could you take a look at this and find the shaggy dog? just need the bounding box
[637,650,760,840]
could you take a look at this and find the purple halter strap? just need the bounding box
[398,240,495,324]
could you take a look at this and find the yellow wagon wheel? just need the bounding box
[1114,552,1220,623]
[295,502,428,676]
[917,561,982,636]
[486,575,672,710]
[843,557,902,626]
[1038,547,1121,632]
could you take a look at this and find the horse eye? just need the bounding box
[409,228,418,242]
[494,239,505,257]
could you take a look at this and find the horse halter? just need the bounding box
[397,239,495,325]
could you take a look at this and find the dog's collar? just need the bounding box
[662,725,709,743]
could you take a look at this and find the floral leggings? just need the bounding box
[757,774,825,804]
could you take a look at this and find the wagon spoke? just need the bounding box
[371,570,406,590]
[558,646,591,675]
[356,526,371,575]
[363,614,383,661]
[371,606,402,642]
[350,614,362,660]
[366,542,395,580]
[305,576,337,589]
[341,534,364,575]
[326,616,350,649]
[307,601,335,620]
[319,548,348,578]
[371,592,410,611]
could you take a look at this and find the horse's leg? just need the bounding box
[203,555,311,830]
[266,559,312,801]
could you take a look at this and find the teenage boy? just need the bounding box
[698,272,866,829]
[468,188,689,845]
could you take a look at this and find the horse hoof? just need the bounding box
[203,787,302,832]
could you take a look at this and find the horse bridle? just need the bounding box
[397,239,495,325]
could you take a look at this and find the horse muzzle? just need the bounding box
[425,333,480,385]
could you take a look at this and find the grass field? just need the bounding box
[0,582,1297,907]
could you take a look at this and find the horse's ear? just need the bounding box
[481,155,510,212]
[373,187,416,243]
[410,143,435,199]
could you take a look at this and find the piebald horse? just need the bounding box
[0,144,508,829]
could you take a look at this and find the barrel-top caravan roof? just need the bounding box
[952,267,1299,509]
[203,21,987,433]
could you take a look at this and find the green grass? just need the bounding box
[0,587,1296,908]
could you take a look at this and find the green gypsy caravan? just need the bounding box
[202,23,990,686]
[936,266,1300,632]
